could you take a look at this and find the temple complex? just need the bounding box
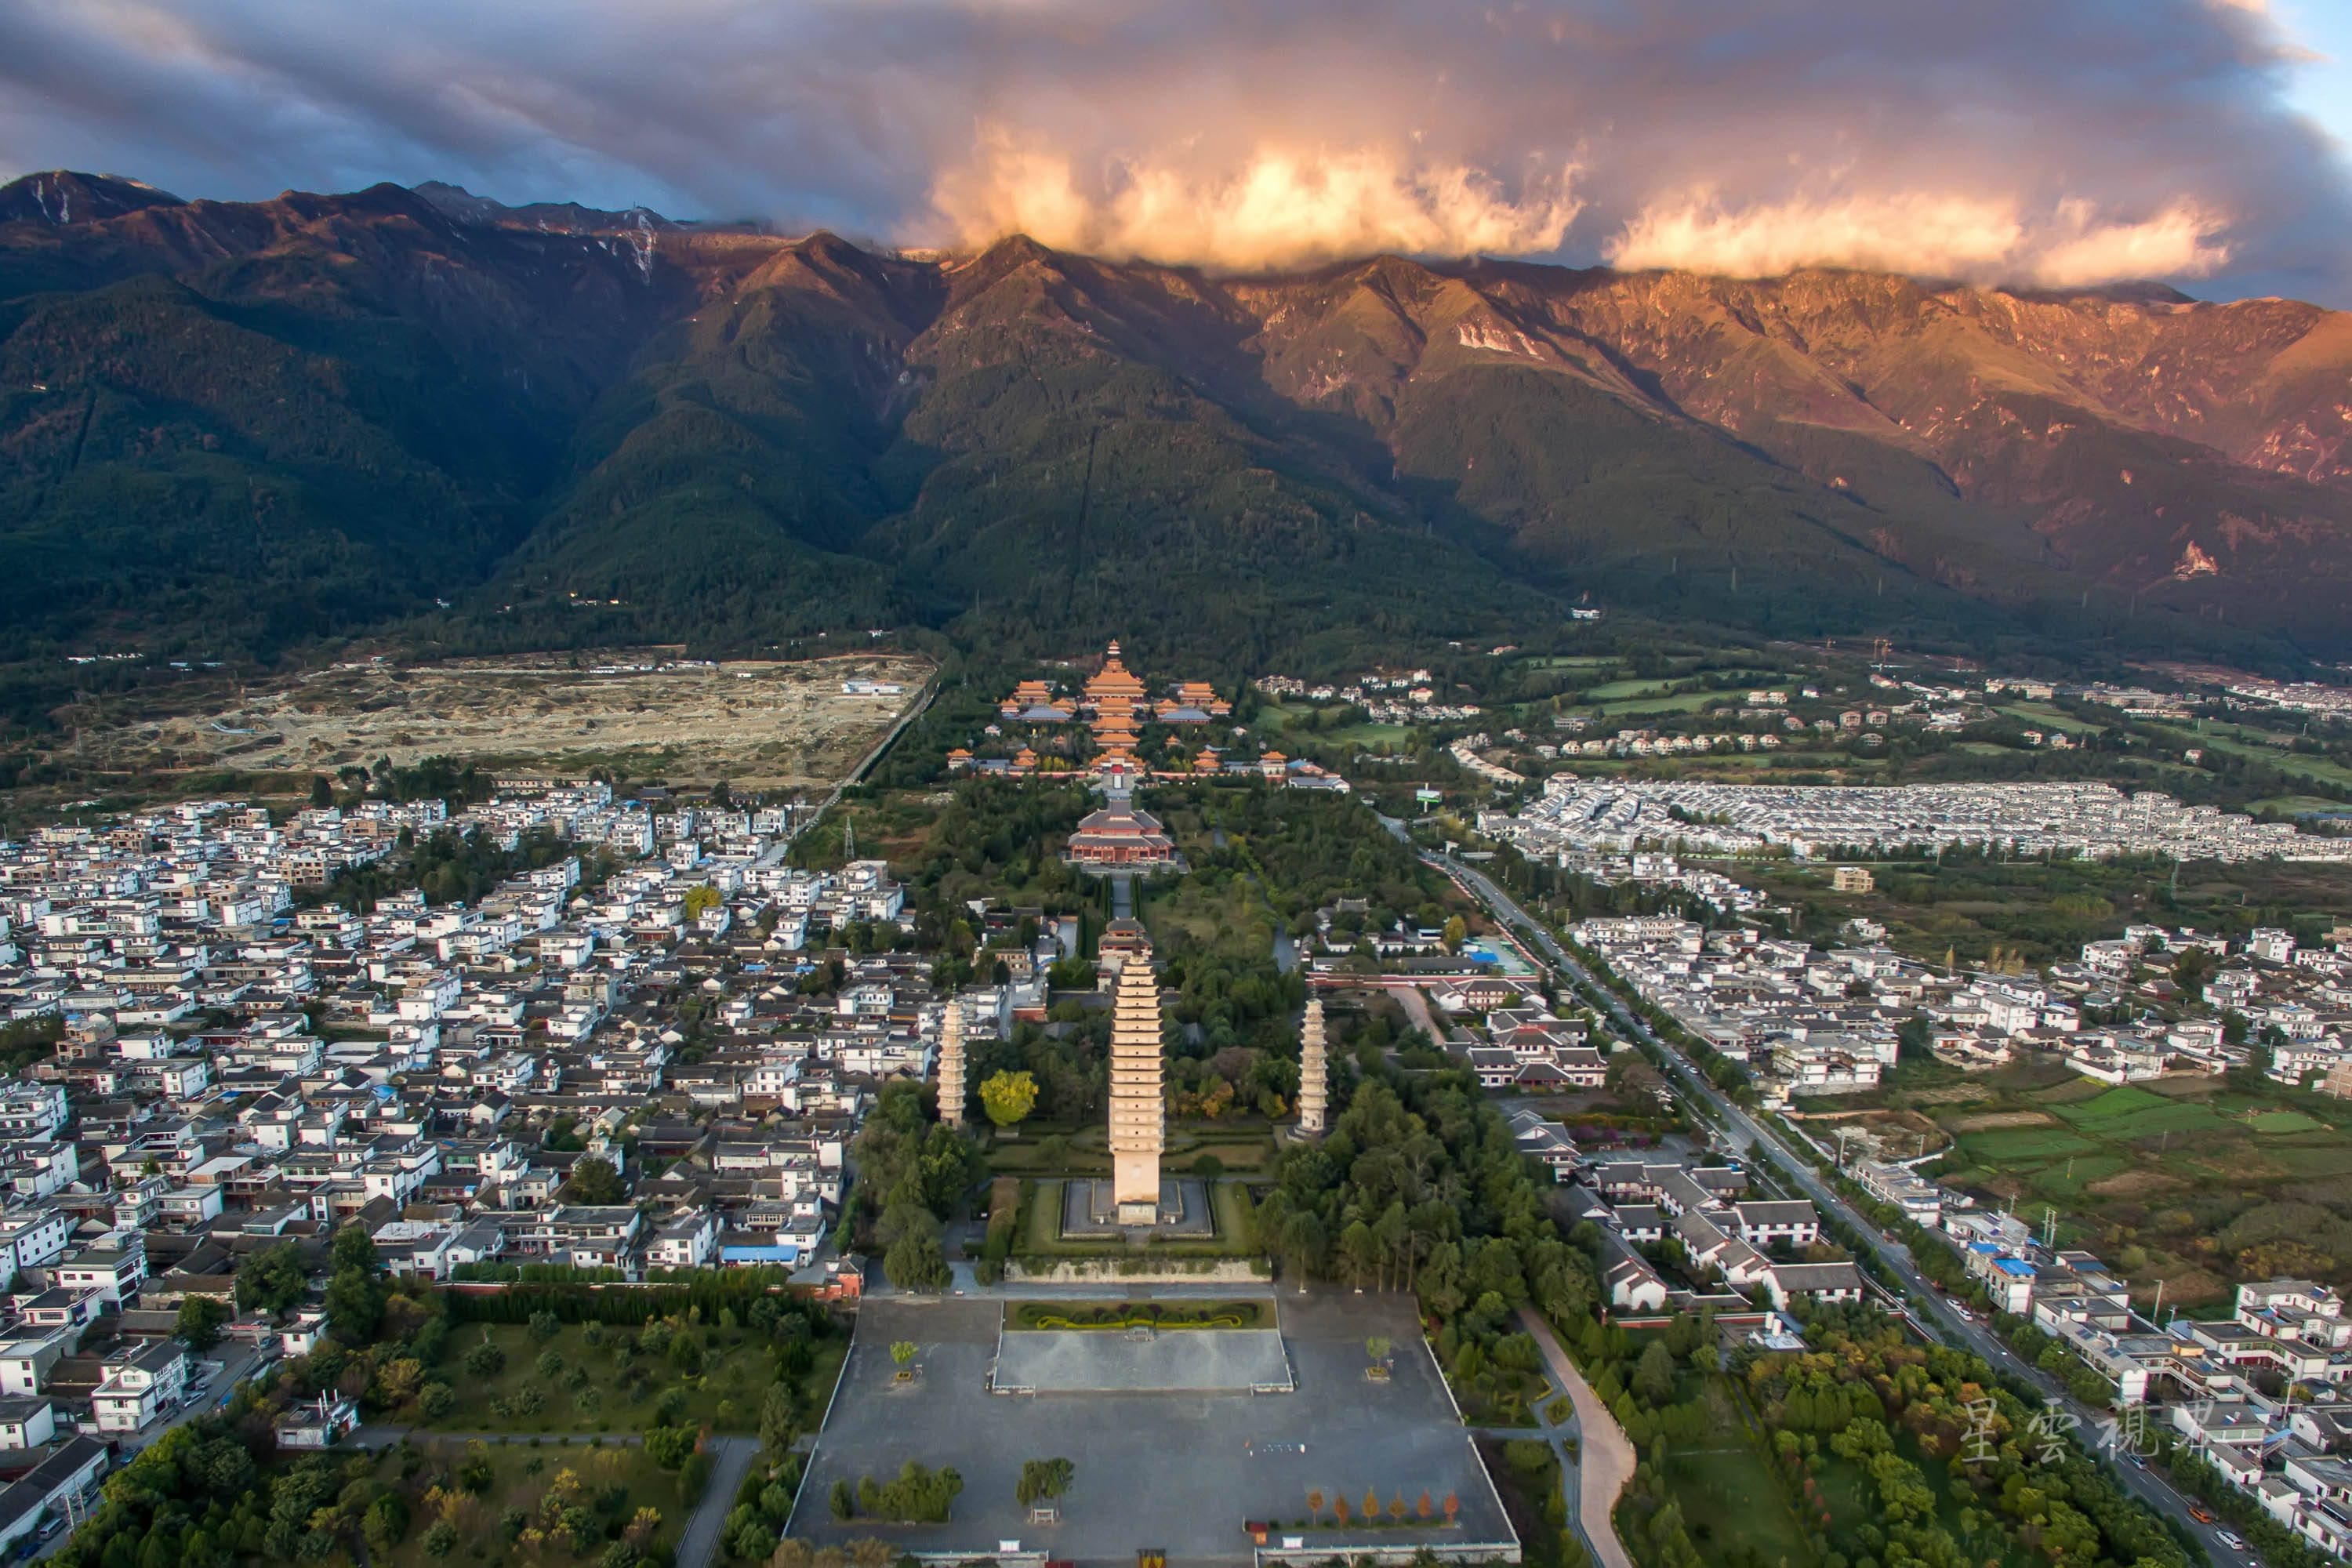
[1298,997,1329,1135]
[937,1000,967,1128]
[1064,800,1178,868]
[1107,925,1167,1221]
[959,641,1234,784]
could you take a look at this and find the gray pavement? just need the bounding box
[791,1292,1516,1565]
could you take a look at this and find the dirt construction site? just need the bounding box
[91,652,934,789]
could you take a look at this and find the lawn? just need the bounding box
[370,1436,688,1568]
[1665,1440,1811,1565]
[426,1320,840,1436]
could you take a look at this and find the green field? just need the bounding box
[1595,690,1725,717]
[1582,678,1680,700]
[423,1321,838,1436]
[1957,1127,2101,1162]
[2249,1110,2328,1134]
[2050,1087,2221,1139]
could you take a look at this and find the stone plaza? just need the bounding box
[789,1291,1518,1565]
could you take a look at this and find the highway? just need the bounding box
[1417,844,2253,1568]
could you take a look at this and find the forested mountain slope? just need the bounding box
[5,171,2349,667]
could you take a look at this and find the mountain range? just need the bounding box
[3,169,2350,670]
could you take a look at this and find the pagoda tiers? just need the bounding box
[1091,703,1142,747]
[938,1000,967,1128]
[1298,998,1329,1135]
[1082,642,1149,713]
[1106,922,1167,1219]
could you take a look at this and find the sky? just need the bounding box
[2,0,2349,304]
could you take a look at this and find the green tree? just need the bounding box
[978,1069,1038,1132]
[1442,915,1468,954]
[176,1294,229,1352]
[234,1242,310,1319]
[758,1383,797,1454]
[1632,1341,1676,1405]
[644,1425,699,1469]
[463,1338,506,1379]
[325,1259,383,1342]
[890,1341,918,1369]
[1015,1457,1074,1508]
[884,1231,950,1292]
[362,1495,410,1556]
[563,1156,626,1204]
[329,1224,378,1273]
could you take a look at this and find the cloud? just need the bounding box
[931,128,1583,270]
[1606,191,2232,286]
[0,0,2345,301]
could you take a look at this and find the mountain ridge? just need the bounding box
[3,170,2350,669]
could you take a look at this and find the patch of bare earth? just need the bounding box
[2085,1169,2187,1200]
[118,652,932,788]
[1946,1110,2058,1133]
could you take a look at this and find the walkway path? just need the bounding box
[677,1436,760,1568]
[1519,1308,1637,1568]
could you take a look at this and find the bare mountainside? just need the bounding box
[3,170,2349,669]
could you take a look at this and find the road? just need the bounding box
[1421,846,2251,1568]
[1518,1308,1636,1568]
[129,1342,266,1454]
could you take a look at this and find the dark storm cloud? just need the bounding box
[1,0,2345,299]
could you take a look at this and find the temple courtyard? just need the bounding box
[789,1290,1516,1565]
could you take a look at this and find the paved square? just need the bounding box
[791,1292,1515,1566]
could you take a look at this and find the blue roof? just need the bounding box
[1994,1258,2035,1276]
[720,1243,801,1264]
